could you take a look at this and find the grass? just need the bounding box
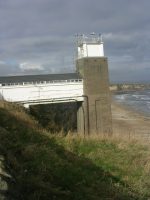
[0,101,150,199]
[61,135,150,198]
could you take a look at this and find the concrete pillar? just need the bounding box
[77,102,84,134]
[76,57,112,135]
[77,99,89,135]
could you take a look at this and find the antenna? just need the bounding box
[99,33,103,42]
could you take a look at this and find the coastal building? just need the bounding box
[76,33,112,135]
[0,33,112,135]
[0,73,83,106]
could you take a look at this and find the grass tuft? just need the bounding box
[0,100,150,199]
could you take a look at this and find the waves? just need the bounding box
[114,90,150,117]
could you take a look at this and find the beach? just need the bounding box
[111,101,150,141]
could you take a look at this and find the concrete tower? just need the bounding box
[76,33,112,135]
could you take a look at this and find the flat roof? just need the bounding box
[0,73,81,84]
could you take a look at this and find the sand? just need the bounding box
[111,101,150,140]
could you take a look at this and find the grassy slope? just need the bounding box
[61,137,150,199]
[0,101,150,200]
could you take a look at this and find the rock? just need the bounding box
[0,155,9,200]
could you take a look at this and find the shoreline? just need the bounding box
[111,100,150,140]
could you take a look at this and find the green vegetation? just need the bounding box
[0,101,150,199]
[30,103,77,133]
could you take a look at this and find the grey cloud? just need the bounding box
[0,62,20,76]
[0,0,150,82]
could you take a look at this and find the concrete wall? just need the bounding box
[77,57,112,135]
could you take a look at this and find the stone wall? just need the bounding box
[77,57,112,135]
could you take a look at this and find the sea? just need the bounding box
[114,89,150,117]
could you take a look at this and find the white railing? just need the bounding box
[0,79,83,87]
[76,33,103,46]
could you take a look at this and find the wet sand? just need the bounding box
[111,101,150,140]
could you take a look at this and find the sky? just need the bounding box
[0,0,150,83]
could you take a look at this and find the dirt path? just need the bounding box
[111,101,150,140]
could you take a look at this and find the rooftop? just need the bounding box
[0,73,81,84]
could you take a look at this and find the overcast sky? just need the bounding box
[0,0,150,82]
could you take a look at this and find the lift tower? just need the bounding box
[76,33,112,135]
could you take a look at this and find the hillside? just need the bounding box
[0,101,150,199]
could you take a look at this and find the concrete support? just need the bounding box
[77,102,84,134]
[77,98,89,135]
[76,57,112,135]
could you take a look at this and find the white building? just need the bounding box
[0,73,83,107]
